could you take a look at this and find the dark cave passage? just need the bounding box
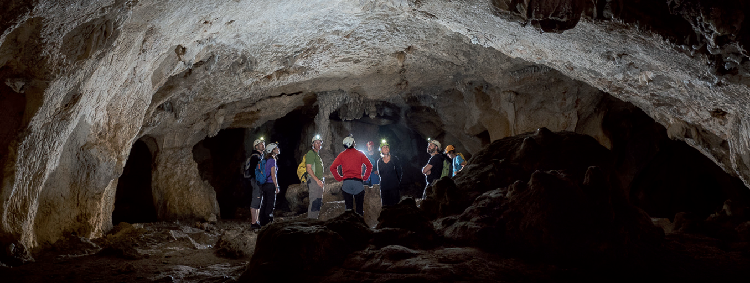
[629,139,750,220]
[597,95,750,221]
[0,86,25,188]
[192,128,247,219]
[113,139,157,224]
[188,94,750,223]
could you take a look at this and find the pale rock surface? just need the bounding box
[0,0,749,255]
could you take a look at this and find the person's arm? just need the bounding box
[422,163,432,175]
[329,155,343,182]
[376,159,381,177]
[395,157,403,183]
[362,155,373,181]
[271,161,279,194]
[307,164,324,188]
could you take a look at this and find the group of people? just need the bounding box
[243,138,281,229]
[243,134,466,228]
[422,139,466,194]
[326,135,405,216]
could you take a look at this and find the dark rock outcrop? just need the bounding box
[445,167,664,266]
[423,128,614,219]
[427,129,664,266]
[240,212,372,282]
[373,198,441,250]
[214,230,254,259]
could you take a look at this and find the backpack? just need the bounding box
[297,154,308,183]
[440,155,451,178]
[255,157,267,185]
[457,153,467,165]
[243,158,252,178]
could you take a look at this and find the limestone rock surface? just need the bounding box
[1,0,750,257]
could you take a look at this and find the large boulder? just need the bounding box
[240,211,372,282]
[214,229,256,259]
[374,197,441,250]
[284,183,309,214]
[423,128,614,219]
[444,166,664,266]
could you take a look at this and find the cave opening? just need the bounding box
[192,128,247,219]
[112,139,157,225]
[0,84,25,187]
[597,95,750,222]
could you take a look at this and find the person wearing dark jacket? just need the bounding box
[421,139,443,199]
[329,135,372,216]
[377,140,402,207]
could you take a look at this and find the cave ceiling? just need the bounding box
[1,0,750,249]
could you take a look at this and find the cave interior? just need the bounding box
[1,0,750,282]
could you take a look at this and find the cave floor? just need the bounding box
[1,218,749,283]
[0,219,259,283]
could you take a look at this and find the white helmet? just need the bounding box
[429,139,441,149]
[266,143,278,153]
[343,136,355,148]
[311,134,323,144]
[253,138,265,146]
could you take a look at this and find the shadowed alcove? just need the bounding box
[113,138,157,225]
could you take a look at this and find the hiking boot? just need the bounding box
[250,223,262,230]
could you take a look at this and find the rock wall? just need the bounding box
[0,0,748,256]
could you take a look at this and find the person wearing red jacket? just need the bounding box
[329,135,372,216]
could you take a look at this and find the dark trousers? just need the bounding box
[259,183,277,225]
[380,189,400,207]
[342,190,365,216]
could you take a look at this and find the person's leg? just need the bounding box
[266,185,276,224]
[258,183,268,225]
[380,188,387,207]
[250,178,261,226]
[354,189,365,216]
[260,183,276,225]
[342,191,354,211]
[343,190,353,211]
[381,189,399,207]
[342,179,356,211]
[307,176,323,219]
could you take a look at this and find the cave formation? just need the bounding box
[1,0,750,280]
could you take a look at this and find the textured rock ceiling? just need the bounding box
[1,0,749,253]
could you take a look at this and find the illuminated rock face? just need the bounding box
[0,0,748,253]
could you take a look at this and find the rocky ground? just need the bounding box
[1,215,748,283]
[0,220,256,283]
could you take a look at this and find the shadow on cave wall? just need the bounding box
[599,95,750,220]
[192,128,247,219]
[113,139,157,224]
